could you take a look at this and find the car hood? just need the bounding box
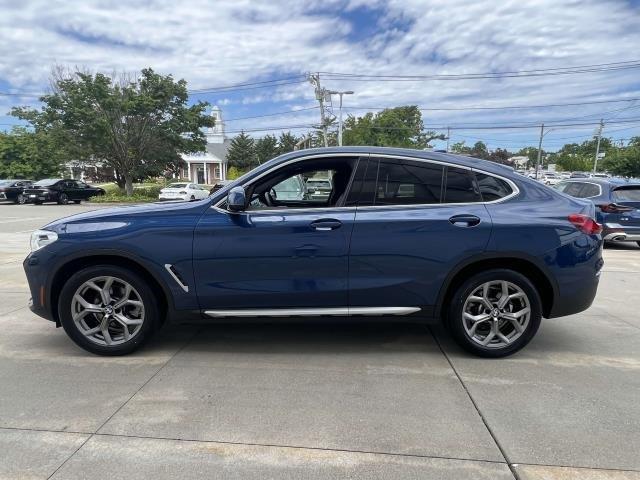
[42,199,211,233]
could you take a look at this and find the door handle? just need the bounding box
[449,214,481,227]
[310,219,342,231]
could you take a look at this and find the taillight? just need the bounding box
[598,203,634,213]
[568,214,602,235]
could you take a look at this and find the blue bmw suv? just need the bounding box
[24,147,603,357]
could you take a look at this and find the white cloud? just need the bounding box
[1,0,639,147]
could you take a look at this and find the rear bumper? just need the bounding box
[603,224,640,242]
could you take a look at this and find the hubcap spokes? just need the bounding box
[463,280,530,349]
[71,276,144,346]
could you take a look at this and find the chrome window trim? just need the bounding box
[204,306,421,318]
[212,152,520,214]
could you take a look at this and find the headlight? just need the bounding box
[30,229,58,252]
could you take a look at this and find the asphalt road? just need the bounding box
[1,202,639,480]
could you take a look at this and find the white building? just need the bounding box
[180,106,230,184]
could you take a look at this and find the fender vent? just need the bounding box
[164,264,189,292]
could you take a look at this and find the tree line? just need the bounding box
[2,66,640,192]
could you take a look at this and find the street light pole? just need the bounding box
[593,119,604,173]
[328,90,354,146]
[535,123,544,180]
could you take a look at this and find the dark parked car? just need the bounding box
[0,179,33,204]
[554,178,640,246]
[23,179,105,205]
[24,147,603,357]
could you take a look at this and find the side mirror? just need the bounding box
[227,186,246,212]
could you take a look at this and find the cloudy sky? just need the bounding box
[1,0,639,151]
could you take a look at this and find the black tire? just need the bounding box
[58,265,160,355]
[447,269,542,358]
[34,200,42,205]
[636,241,640,248]
[73,200,81,204]
[190,195,195,201]
[58,193,69,205]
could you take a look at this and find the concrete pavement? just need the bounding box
[0,202,639,479]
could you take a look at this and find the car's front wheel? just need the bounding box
[58,265,159,355]
[16,194,26,204]
[447,269,542,357]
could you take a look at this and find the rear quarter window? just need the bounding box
[612,187,640,202]
[474,173,513,201]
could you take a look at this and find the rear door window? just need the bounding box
[562,182,586,197]
[374,159,444,205]
[579,183,601,198]
[444,167,482,203]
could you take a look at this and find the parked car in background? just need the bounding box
[554,177,640,246]
[24,147,603,358]
[570,172,590,178]
[0,179,33,204]
[159,183,209,202]
[209,180,232,194]
[306,177,332,199]
[23,179,105,205]
[541,172,563,186]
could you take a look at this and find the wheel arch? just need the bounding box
[49,252,171,327]
[436,253,557,320]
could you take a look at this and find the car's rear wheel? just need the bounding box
[58,193,69,205]
[58,265,158,355]
[190,195,195,201]
[447,269,542,357]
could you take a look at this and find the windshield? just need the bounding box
[33,179,59,186]
[167,183,188,188]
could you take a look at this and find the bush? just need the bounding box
[91,184,162,203]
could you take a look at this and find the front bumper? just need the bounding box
[23,253,55,323]
[0,192,7,200]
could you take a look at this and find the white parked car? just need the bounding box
[541,173,563,186]
[159,183,210,202]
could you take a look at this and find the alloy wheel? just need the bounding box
[462,280,531,349]
[17,194,26,204]
[70,276,145,346]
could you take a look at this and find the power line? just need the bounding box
[320,60,640,81]
[0,75,309,98]
[225,106,318,122]
[343,96,640,112]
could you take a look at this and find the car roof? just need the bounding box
[275,147,516,177]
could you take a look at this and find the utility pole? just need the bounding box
[593,119,604,173]
[328,90,354,146]
[535,123,544,180]
[446,126,451,152]
[308,73,330,147]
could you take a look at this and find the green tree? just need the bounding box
[450,141,471,154]
[470,141,489,159]
[0,127,64,179]
[255,134,278,164]
[226,131,256,170]
[606,143,640,177]
[277,131,298,155]
[488,148,512,165]
[12,68,213,195]
[342,106,443,148]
